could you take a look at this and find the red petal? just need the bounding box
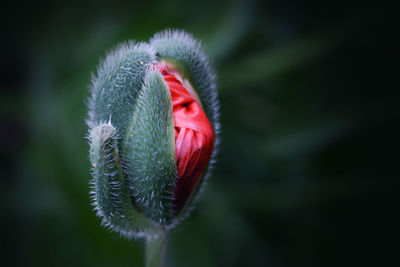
[157,64,214,214]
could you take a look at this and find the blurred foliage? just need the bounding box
[1,0,396,266]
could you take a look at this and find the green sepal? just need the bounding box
[123,70,177,225]
[150,29,220,222]
[149,30,219,129]
[88,42,156,140]
[89,123,157,238]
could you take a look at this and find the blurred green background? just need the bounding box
[1,0,396,266]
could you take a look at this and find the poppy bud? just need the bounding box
[87,30,220,238]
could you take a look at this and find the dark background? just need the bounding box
[1,0,397,266]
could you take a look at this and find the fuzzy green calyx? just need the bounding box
[87,29,220,238]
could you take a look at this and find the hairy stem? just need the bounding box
[145,228,169,267]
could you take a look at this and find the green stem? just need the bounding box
[145,228,169,267]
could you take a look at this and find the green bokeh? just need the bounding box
[2,0,395,266]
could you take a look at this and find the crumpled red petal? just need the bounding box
[157,64,214,214]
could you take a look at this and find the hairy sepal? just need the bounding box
[89,122,157,238]
[149,29,219,130]
[88,42,156,139]
[150,29,221,221]
[123,70,177,225]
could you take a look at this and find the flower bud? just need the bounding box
[87,30,220,238]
